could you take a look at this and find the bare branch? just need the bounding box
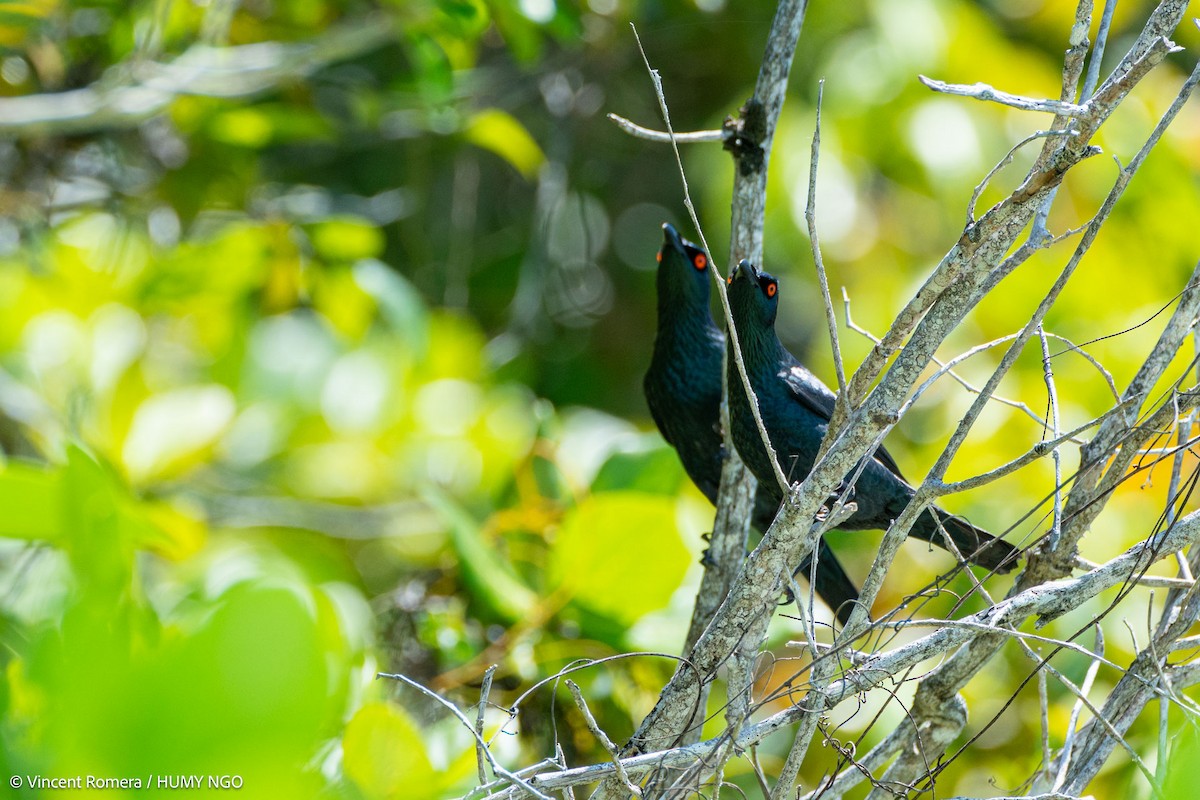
[478,665,498,786]
[377,672,553,800]
[919,75,1088,115]
[606,113,726,143]
[0,14,395,137]
[567,681,642,798]
[806,79,847,396]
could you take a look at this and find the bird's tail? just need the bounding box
[791,539,860,625]
[911,508,1019,573]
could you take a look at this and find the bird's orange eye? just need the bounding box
[766,282,777,298]
[693,253,707,270]
[656,251,662,263]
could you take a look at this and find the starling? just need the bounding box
[644,224,860,623]
[725,259,1018,573]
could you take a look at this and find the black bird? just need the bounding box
[725,259,1018,574]
[644,224,860,623]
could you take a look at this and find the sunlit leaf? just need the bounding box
[61,445,129,597]
[208,108,274,147]
[343,702,438,800]
[121,386,237,483]
[591,443,686,495]
[548,492,689,627]
[405,33,453,103]
[423,487,537,623]
[0,448,205,560]
[0,460,61,541]
[310,218,385,263]
[312,266,376,340]
[118,499,206,561]
[463,109,545,180]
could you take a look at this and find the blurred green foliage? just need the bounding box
[0,0,1198,798]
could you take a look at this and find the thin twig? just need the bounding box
[377,672,553,800]
[967,128,1077,226]
[918,75,1088,115]
[806,79,846,395]
[1053,625,1104,789]
[566,681,642,797]
[1038,325,1066,548]
[477,665,498,786]
[606,112,726,143]
[843,289,1064,429]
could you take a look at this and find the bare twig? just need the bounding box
[0,14,396,137]
[1053,626,1104,789]
[606,113,726,143]
[567,681,642,797]
[918,75,1088,115]
[478,665,498,786]
[806,79,846,395]
[1038,325,1066,548]
[377,672,553,800]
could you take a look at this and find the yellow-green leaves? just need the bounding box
[463,109,545,180]
[426,487,538,623]
[310,217,386,263]
[0,445,204,559]
[343,702,438,799]
[0,459,59,541]
[122,385,237,483]
[549,492,689,627]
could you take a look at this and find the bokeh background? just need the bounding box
[2,0,1200,797]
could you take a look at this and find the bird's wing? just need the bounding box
[781,363,908,481]
[643,371,677,447]
[781,363,836,418]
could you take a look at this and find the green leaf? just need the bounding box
[121,385,236,483]
[0,460,62,541]
[310,217,385,263]
[548,492,689,627]
[0,448,203,559]
[463,109,545,180]
[343,702,438,800]
[405,34,453,103]
[207,108,274,148]
[423,487,538,623]
[591,443,686,495]
[62,445,129,597]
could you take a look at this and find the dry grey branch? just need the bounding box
[0,14,395,137]
[805,79,847,395]
[606,113,726,143]
[918,75,1088,115]
[596,5,813,797]
[478,665,498,785]
[377,672,553,800]
[567,681,642,797]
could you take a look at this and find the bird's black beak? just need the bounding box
[661,222,686,254]
[731,259,759,282]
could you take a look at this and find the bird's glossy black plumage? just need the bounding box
[725,259,1018,573]
[644,224,860,623]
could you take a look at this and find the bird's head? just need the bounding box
[727,258,780,331]
[656,223,712,307]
